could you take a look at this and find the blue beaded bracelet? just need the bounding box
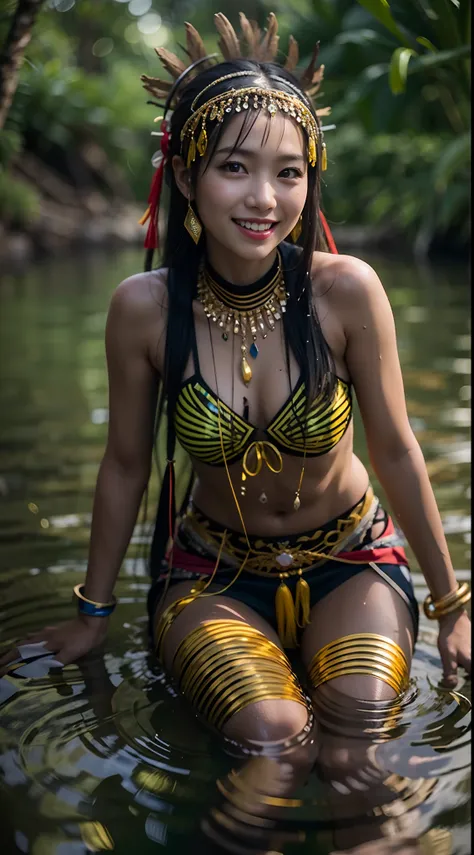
[73,584,117,617]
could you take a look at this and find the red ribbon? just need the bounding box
[319,210,338,254]
[141,120,170,250]
[166,536,408,578]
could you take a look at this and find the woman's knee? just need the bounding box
[223,698,309,745]
[154,599,309,744]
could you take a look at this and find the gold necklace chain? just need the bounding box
[197,253,287,385]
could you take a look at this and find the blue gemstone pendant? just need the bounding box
[249,342,259,359]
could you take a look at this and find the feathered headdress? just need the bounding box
[141,13,330,110]
[139,13,335,251]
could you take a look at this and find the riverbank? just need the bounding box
[0,210,468,269]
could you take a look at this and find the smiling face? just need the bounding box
[181,110,309,283]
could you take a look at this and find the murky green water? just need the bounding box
[0,249,470,854]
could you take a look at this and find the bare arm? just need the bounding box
[83,275,161,603]
[336,257,470,684]
[338,258,456,598]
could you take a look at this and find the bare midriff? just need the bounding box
[191,427,370,536]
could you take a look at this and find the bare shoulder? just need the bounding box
[110,267,168,318]
[311,251,384,298]
[311,251,390,321]
[106,268,169,365]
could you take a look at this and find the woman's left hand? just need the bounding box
[437,609,471,688]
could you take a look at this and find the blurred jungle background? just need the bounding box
[0,0,471,261]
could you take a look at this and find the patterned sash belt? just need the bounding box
[171,487,410,647]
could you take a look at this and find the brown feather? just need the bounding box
[239,12,257,57]
[249,19,262,44]
[214,13,241,60]
[141,75,172,92]
[283,35,299,71]
[184,21,208,63]
[315,106,332,117]
[300,41,320,90]
[311,64,325,91]
[258,13,279,61]
[141,77,173,100]
[155,47,186,80]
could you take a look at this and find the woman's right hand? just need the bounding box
[0,614,109,674]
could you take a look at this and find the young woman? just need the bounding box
[2,13,470,763]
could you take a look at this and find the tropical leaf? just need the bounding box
[389,47,416,93]
[356,0,412,46]
[408,43,470,71]
[416,37,437,52]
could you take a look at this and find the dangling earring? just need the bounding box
[290,216,302,243]
[184,198,202,244]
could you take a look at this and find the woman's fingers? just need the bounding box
[439,643,458,688]
[55,647,78,666]
[457,648,471,676]
[25,627,55,639]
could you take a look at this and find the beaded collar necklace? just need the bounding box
[197,251,287,385]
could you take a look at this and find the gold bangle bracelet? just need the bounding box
[427,581,470,608]
[423,582,471,619]
[426,594,471,620]
[73,584,116,609]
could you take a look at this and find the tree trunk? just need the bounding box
[0,0,46,130]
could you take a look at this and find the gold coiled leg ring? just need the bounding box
[308,633,409,696]
[171,619,311,741]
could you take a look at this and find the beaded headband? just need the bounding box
[181,79,324,170]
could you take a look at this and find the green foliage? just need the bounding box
[0,170,40,227]
[0,0,470,251]
[0,128,22,167]
[355,0,471,96]
[323,126,470,245]
[275,0,470,249]
[389,47,416,94]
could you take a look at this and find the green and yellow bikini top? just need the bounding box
[174,325,352,467]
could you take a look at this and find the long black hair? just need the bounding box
[146,58,336,580]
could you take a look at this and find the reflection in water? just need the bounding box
[0,250,470,853]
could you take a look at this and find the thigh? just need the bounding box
[152,581,310,743]
[153,581,284,673]
[301,569,415,701]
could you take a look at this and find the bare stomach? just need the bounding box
[191,452,370,536]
